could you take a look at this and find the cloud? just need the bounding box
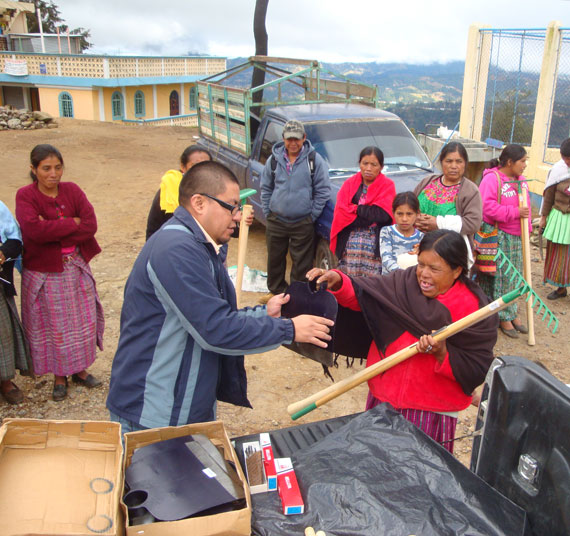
[54,0,568,62]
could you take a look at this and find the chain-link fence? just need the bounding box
[547,29,570,159]
[481,29,545,147]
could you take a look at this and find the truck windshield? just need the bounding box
[304,120,431,171]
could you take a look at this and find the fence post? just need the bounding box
[459,24,492,140]
[527,20,562,194]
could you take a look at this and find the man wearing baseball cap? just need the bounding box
[260,120,330,303]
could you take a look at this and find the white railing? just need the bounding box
[122,114,198,127]
[0,51,225,79]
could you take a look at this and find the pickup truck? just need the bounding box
[196,57,434,269]
[233,355,570,535]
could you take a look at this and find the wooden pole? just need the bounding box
[287,287,524,420]
[235,204,253,307]
[520,191,536,346]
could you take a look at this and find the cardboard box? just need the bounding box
[123,420,251,535]
[242,440,267,494]
[0,418,123,536]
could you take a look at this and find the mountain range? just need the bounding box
[227,58,465,104]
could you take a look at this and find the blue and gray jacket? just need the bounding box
[106,206,294,429]
[261,139,330,223]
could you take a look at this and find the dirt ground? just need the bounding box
[0,119,568,467]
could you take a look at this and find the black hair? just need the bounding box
[180,145,212,168]
[560,138,570,158]
[439,141,469,166]
[392,191,420,213]
[29,144,63,182]
[418,229,469,280]
[359,146,384,168]
[179,161,239,205]
[487,144,526,169]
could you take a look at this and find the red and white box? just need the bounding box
[260,433,277,491]
[275,457,304,515]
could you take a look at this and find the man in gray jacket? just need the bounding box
[260,120,330,302]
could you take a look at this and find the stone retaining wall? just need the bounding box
[0,107,58,130]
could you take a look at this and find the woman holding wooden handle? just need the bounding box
[477,144,532,338]
[306,230,497,453]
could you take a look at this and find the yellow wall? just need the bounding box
[38,87,97,120]
[6,82,197,122]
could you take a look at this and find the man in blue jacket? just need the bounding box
[107,161,333,432]
[260,120,330,303]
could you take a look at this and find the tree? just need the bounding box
[250,0,269,138]
[21,0,92,51]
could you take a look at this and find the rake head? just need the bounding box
[494,249,559,333]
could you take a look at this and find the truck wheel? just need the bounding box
[315,239,338,271]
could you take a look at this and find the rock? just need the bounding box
[32,111,54,122]
[21,121,32,127]
[7,118,21,128]
[46,123,59,129]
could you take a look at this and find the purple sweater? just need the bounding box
[479,167,532,236]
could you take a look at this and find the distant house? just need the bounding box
[0,2,225,125]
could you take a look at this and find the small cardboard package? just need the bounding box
[275,457,304,515]
[0,418,123,536]
[122,420,251,535]
[259,433,277,491]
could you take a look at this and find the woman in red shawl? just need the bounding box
[330,146,395,276]
[308,230,497,453]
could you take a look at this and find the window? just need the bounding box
[58,92,74,118]
[134,90,145,117]
[259,121,283,165]
[189,86,197,109]
[169,90,179,116]
[112,91,124,120]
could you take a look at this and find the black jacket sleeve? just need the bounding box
[146,190,172,241]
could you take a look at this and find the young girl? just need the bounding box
[380,192,424,272]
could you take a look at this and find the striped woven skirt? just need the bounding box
[0,286,33,382]
[337,226,382,277]
[477,224,522,322]
[543,208,570,287]
[21,252,104,376]
[366,392,457,453]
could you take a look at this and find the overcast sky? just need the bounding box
[54,0,569,63]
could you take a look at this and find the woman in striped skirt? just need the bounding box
[478,145,532,339]
[15,145,104,402]
[540,138,570,300]
[0,201,33,404]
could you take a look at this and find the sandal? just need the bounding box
[512,322,528,334]
[500,326,519,339]
[52,378,68,402]
[547,288,567,300]
[71,373,102,388]
[1,382,24,405]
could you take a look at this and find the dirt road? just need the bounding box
[1,118,567,466]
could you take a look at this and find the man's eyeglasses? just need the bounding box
[199,193,242,216]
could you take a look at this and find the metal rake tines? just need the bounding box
[493,249,559,333]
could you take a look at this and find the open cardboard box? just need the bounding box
[122,420,251,536]
[0,418,123,536]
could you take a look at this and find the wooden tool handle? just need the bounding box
[287,291,519,420]
[235,204,253,307]
[519,192,535,345]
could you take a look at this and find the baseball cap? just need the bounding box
[282,120,305,140]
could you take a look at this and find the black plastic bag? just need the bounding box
[251,405,528,536]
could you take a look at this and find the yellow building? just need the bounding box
[0,51,226,125]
